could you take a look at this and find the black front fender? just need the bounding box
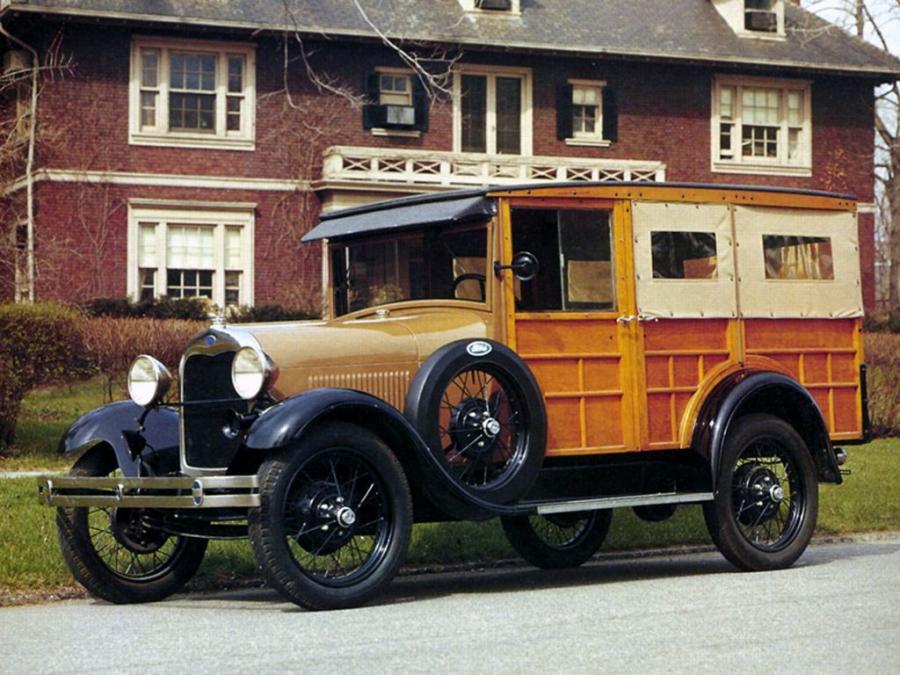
[243,388,519,520]
[59,401,180,477]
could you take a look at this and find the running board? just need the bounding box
[523,491,714,516]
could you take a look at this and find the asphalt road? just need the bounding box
[1,538,898,674]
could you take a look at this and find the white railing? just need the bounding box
[321,146,666,188]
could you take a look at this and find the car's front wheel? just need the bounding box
[703,414,818,571]
[248,423,412,610]
[56,448,208,604]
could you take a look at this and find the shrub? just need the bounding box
[82,297,210,321]
[0,304,92,447]
[227,303,318,323]
[79,317,205,400]
[865,332,900,437]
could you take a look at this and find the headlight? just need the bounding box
[127,355,172,407]
[231,346,274,400]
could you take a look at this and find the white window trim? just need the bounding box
[129,36,256,151]
[711,74,812,177]
[127,200,255,308]
[564,78,610,148]
[452,64,533,156]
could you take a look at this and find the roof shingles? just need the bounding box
[4,0,899,78]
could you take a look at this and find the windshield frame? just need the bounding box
[326,220,493,318]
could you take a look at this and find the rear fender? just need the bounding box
[58,401,181,477]
[692,371,841,487]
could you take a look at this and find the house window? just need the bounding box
[363,69,426,133]
[130,203,254,308]
[557,79,615,147]
[454,67,531,155]
[130,37,255,150]
[712,76,811,176]
[745,0,778,33]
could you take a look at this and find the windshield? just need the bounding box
[330,223,488,315]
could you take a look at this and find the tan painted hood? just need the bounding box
[234,307,490,403]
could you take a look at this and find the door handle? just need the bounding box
[637,315,659,323]
[616,315,636,325]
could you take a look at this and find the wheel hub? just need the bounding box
[450,398,500,456]
[294,482,356,554]
[109,508,169,554]
[733,463,784,526]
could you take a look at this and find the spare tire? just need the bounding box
[405,339,546,512]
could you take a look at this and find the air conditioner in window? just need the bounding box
[385,105,415,126]
[2,50,31,75]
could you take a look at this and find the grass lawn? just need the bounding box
[2,438,898,596]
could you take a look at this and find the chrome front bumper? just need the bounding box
[38,475,260,509]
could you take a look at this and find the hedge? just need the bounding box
[0,304,92,446]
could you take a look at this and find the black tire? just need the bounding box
[248,423,412,610]
[501,510,612,569]
[56,449,208,604]
[405,339,546,511]
[703,414,818,571]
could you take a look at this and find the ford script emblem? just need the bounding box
[204,335,217,346]
[466,341,492,357]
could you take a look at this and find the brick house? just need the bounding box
[0,0,897,311]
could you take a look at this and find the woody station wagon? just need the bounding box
[39,182,866,610]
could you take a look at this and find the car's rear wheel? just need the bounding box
[56,449,208,604]
[703,414,818,571]
[248,423,412,610]
[501,510,612,569]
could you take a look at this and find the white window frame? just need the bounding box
[452,65,533,156]
[565,78,610,148]
[129,36,256,151]
[711,75,811,177]
[127,200,256,308]
[370,67,421,138]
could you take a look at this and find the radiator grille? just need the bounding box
[182,351,243,469]
[308,371,411,410]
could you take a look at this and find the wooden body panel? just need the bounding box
[493,187,863,457]
[744,318,863,440]
[515,314,634,455]
[640,319,738,449]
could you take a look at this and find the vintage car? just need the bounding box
[39,182,866,610]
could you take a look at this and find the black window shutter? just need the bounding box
[602,87,618,143]
[362,71,384,130]
[556,83,573,140]
[412,77,429,133]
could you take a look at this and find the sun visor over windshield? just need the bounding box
[302,195,496,242]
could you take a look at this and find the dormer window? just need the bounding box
[710,0,784,38]
[458,0,520,14]
[745,0,778,32]
[476,0,511,10]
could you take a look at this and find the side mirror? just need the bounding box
[494,251,540,282]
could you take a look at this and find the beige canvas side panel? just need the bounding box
[632,201,737,319]
[734,206,862,318]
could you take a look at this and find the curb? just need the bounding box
[3,530,898,607]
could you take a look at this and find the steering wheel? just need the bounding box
[450,273,486,301]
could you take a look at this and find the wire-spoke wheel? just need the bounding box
[56,449,207,604]
[406,340,546,515]
[249,423,412,610]
[501,510,612,569]
[439,364,526,491]
[704,414,818,571]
